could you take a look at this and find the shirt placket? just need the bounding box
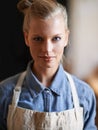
[43,88,51,112]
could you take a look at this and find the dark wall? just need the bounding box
[0,0,31,81]
[0,0,69,81]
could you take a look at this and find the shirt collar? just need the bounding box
[25,60,68,97]
[49,64,67,95]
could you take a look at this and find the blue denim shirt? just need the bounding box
[0,61,97,130]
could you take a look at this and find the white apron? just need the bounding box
[7,71,84,130]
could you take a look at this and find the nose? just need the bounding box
[42,40,53,52]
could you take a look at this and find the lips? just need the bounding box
[39,55,55,61]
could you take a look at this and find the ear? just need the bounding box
[23,31,29,47]
[64,30,70,47]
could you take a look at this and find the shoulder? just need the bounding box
[71,74,95,97]
[67,73,96,121]
[70,73,96,110]
[64,71,94,95]
[0,72,22,94]
[65,71,96,107]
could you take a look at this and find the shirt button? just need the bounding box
[45,89,50,94]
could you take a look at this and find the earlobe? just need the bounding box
[23,32,29,47]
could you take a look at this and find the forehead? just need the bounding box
[29,14,66,34]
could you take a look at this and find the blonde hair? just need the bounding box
[17,0,68,32]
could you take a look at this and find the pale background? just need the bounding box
[67,0,98,79]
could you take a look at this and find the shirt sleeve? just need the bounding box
[0,82,13,130]
[0,85,7,130]
[73,75,97,130]
[83,86,97,130]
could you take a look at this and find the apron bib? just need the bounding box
[7,71,84,130]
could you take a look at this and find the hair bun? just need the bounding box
[17,0,32,13]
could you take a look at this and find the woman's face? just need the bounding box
[24,14,69,71]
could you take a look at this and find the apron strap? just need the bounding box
[65,72,81,120]
[65,71,80,108]
[12,71,26,107]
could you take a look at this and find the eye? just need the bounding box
[52,36,61,41]
[33,36,43,42]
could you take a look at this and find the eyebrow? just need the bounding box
[31,33,64,38]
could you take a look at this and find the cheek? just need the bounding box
[55,42,65,53]
[56,47,64,53]
[55,47,65,59]
[29,44,38,51]
[29,46,37,57]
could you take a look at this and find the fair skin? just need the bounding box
[24,14,69,86]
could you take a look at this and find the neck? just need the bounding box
[32,65,58,87]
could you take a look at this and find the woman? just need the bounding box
[0,0,97,129]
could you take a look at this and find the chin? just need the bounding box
[44,63,58,69]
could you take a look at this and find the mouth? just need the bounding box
[39,56,55,61]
